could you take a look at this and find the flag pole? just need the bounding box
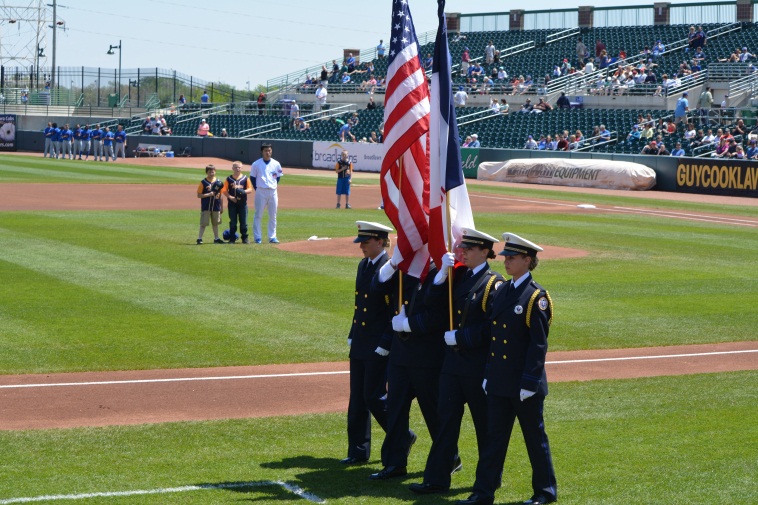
[397,158,404,311]
[446,195,453,330]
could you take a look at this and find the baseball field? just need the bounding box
[0,153,756,504]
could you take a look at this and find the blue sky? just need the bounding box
[45,0,696,90]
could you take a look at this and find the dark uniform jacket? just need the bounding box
[485,275,553,397]
[348,253,391,361]
[436,263,504,378]
[372,266,447,368]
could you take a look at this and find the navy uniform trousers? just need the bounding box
[375,269,447,468]
[422,264,504,489]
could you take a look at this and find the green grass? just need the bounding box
[1,372,755,504]
[0,205,756,373]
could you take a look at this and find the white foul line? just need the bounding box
[0,371,349,389]
[0,480,325,504]
[0,350,755,390]
[547,349,758,365]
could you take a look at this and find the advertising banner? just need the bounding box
[676,158,758,197]
[312,141,383,172]
[0,115,17,151]
[460,148,479,179]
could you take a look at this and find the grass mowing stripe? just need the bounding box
[0,481,324,504]
[0,228,327,336]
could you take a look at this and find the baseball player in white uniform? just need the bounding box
[250,143,283,244]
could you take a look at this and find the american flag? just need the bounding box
[428,0,474,268]
[381,0,431,281]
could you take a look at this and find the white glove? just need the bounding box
[375,346,390,357]
[433,269,448,285]
[520,389,536,402]
[482,378,487,394]
[347,339,352,347]
[392,306,410,332]
[378,258,397,283]
[441,252,456,269]
[444,330,457,346]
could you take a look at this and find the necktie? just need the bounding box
[465,269,474,280]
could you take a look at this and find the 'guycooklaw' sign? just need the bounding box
[676,159,758,198]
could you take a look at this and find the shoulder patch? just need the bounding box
[493,280,504,291]
[538,297,549,311]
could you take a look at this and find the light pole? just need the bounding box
[107,40,121,104]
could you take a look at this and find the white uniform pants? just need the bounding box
[115,143,126,158]
[44,138,53,157]
[104,144,114,161]
[93,140,103,160]
[61,141,72,158]
[253,187,278,241]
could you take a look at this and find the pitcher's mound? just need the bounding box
[276,237,588,259]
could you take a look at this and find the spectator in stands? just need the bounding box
[691,47,706,71]
[537,135,547,150]
[341,72,351,84]
[377,39,386,59]
[740,47,754,62]
[424,53,434,71]
[734,144,746,159]
[732,119,747,137]
[523,135,538,150]
[684,122,697,141]
[330,60,340,83]
[575,130,584,146]
[553,65,562,78]
[599,125,611,142]
[320,65,329,86]
[461,47,471,75]
[346,53,356,73]
[641,140,666,155]
[290,100,300,120]
[712,137,730,157]
[533,98,553,113]
[462,136,472,147]
[520,99,534,113]
[568,135,580,150]
[626,125,642,144]
[583,58,595,75]
[746,139,758,159]
[598,50,611,69]
[546,135,557,150]
[493,49,501,64]
[454,86,468,107]
[677,62,692,78]
[702,128,717,145]
[368,131,379,143]
[315,84,328,113]
[595,39,606,61]
[179,94,186,106]
[481,75,494,94]
[686,26,698,52]
[518,75,533,94]
[557,134,569,151]
[295,118,309,132]
[367,96,377,110]
[201,90,210,104]
[556,92,571,109]
[671,142,685,156]
[142,117,152,135]
[497,66,508,81]
[469,134,481,148]
[257,93,266,115]
[675,92,690,125]
[151,118,162,136]
[469,62,483,77]
[485,41,495,65]
[652,40,665,61]
[697,86,713,125]
[348,113,360,128]
[197,118,210,137]
[490,98,501,114]
[339,121,355,143]
[576,38,587,66]
[500,98,509,114]
[452,33,467,44]
[720,49,740,63]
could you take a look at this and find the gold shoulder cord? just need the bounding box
[481,274,497,312]
[525,289,541,328]
[546,291,554,326]
[385,294,391,306]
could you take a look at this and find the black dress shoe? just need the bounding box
[339,456,368,466]
[408,482,448,494]
[523,494,557,505]
[455,494,494,505]
[369,465,407,480]
[451,455,463,474]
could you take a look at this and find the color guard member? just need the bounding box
[410,229,505,495]
[457,233,557,505]
[341,221,393,466]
